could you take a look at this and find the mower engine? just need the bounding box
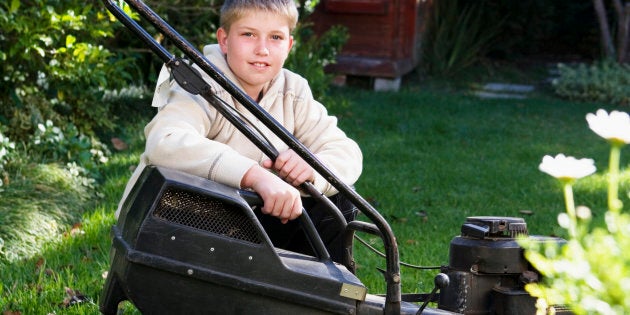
[438,216,568,314]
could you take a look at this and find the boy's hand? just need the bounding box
[262,149,315,187]
[241,165,302,224]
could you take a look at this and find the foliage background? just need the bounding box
[0,0,141,141]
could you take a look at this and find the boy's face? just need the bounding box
[217,10,294,98]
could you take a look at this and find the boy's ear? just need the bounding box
[217,27,228,54]
[288,35,294,52]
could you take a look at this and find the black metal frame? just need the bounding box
[101,1,402,313]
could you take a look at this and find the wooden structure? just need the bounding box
[308,0,432,91]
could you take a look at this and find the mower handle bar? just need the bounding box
[102,1,402,313]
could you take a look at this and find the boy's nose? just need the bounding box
[256,42,269,56]
[256,47,269,56]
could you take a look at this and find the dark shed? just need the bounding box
[309,0,432,90]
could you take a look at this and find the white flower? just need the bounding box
[539,154,596,181]
[586,109,630,144]
[557,212,571,229]
[575,205,592,220]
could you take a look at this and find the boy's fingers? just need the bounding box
[274,151,289,169]
[278,158,298,179]
[261,199,274,215]
[271,198,288,218]
[277,192,302,223]
[290,203,302,221]
[298,169,314,185]
[261,159,273,169]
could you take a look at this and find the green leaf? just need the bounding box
[9,0,20,14]
[34,46,45,57]
[65,34,76,48]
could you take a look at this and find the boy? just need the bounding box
[117,0,362,262]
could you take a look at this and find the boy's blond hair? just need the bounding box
[220,0,299,32]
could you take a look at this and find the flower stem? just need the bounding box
[562,182,577,238]
[608,143,622,213]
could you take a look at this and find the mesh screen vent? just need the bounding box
[153,187,262,244]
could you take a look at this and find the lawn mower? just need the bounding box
[99,1,568,314]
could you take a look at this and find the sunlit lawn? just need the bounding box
[1,80,626,313]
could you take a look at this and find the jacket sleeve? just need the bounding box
[290,78,363,196]
[143,83,258,189]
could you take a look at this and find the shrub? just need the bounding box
[0,0,139,142]
[552,60,630,106]
[29,120,110,179]
[285,23,348,102]
[421,0,503,76]
[145,0,221,48]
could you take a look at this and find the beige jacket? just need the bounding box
[116,44,362,217]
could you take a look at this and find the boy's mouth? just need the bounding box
[251,62,270,68]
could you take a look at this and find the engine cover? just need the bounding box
[438,216,566,315]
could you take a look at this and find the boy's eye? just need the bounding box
[242,32,254,37]
[271,34,283,40]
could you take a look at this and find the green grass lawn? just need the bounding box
[1,78,626,313]
[337,86,626,293]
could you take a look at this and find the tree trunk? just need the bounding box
[593,0,616,59]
